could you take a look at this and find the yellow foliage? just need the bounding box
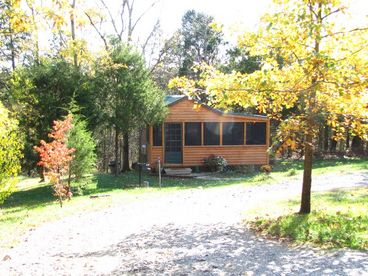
[169,0,368,149]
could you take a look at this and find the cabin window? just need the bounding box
[185,122,201,146]
[204,122,220,145]
[246,122,266,145]
[153,124,162,146]
[222,122,244,145]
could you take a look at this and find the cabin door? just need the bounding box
[164,123,182,164]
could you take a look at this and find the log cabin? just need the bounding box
[146,95,269,169]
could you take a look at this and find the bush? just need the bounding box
[203,155,228,172]
[287,168,297,176]
[0,103,23,204]
[260,164,272,173]
[67,116,96,182]
[226,165,256,174]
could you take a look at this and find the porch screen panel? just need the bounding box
[204,122,220,145]
[246,122,266,145]
[222,122,244,145]
[153,124,162,146]
[185,122,201,146]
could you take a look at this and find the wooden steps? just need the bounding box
[164,168,192,176]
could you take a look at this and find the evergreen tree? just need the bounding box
[67,115,96,182]
[93,43,166,173]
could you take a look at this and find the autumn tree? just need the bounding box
[0,102,23,204]
[34,115,75,207]
[171,0,368,213]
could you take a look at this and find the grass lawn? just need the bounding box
[247,187,368,250]
[0,157,367,250]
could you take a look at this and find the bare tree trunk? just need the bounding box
[38,166,45,182]
[68,162,72,186]
[138,128,143,163]
[114,127,120,176]
[9,33,16,70]
[70,0,78,68]
[351,136,363,154]
[330,131,337,153]
[122,132,130,172]
[299,132,313,214]
[323,125,329,151]
[28,4,39,63]
[317,125,324,155]
[346,132,350,151]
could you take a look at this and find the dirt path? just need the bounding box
[1,171,367,275]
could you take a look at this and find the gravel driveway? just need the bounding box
[1,170,367,275]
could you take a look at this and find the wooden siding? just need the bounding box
[148,146,163,165]
[166,99,267,122]
[183,145,268,166]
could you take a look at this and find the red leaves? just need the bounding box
[34,114,75,206]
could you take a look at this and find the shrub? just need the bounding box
[288,168,297,176]
[34,115,75,207]
[226,165,256,174]
[260,164,272,173]
[203,155,228,172]
[67,116,96,184]
[0,103,23,204]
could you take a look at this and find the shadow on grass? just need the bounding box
[272,157,368,173]
[93,171,245,191]
[313,188,368,205]
[2,171,244,211]
[3,184,55,210]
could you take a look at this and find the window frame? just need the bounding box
[185,122,202,146]
[246,122,267,145]
[203,122,220,145]
[152,124,162,146]
[222,122,245,145]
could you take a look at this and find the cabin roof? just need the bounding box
[164,95,268,119]
[165,95,186,105]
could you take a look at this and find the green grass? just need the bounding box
[1,157,366,249]
[247,187,368,250]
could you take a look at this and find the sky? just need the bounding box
[153,0,367,37]
[157,0,273,36]
[112,0,368,51]
[36,0,367,55]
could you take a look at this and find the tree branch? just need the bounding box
[141,19,160,54]
[85,12,109,50]
[100,0,120,39]
[321,9,340,20]
[131,0,159,34]
[322,27,368,39]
